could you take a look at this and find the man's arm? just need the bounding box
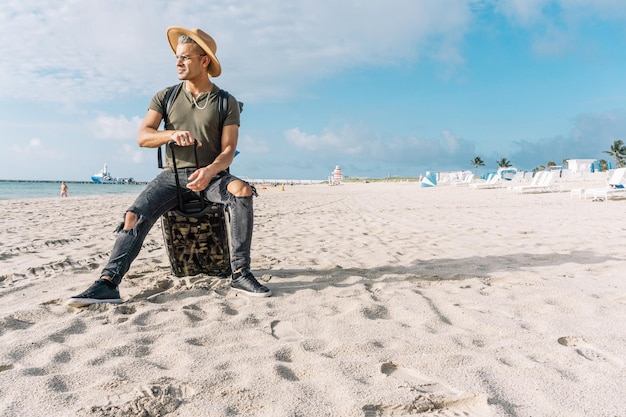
[186,124,238,192]
[209,124,239,174]
[137,109,171,148]
[138,109,201,149]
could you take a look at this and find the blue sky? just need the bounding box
[2,0,626,181]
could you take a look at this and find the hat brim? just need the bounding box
[167,26,222,77]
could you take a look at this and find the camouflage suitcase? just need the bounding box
[160,140,232,278]
[161,204,231,277]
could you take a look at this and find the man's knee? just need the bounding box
[124,211,139,230]
[227,180,252,197]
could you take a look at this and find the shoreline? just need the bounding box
[0,179,150,185]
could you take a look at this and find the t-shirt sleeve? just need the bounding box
[224,94,241,127]
[148,88,170,115]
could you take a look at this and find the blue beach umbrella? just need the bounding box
[421,172,437,187]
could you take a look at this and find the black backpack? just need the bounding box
[157,82,243,168]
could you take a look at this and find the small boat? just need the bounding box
[91,163,134,184]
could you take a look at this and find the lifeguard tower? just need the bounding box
[329,165,343,185]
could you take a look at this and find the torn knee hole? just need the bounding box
[124,212,139,230]
[228,181,253,197]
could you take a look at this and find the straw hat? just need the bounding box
[166,26,222,77]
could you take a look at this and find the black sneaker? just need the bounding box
[67,278,123,307]
[230,269,272,297]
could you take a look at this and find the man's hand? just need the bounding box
[187,167,214,192]
[171,131,202,147]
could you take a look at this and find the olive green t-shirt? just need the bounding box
[149,83,241,170]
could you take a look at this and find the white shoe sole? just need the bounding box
[66,298,123,307]
[230,287,272,298]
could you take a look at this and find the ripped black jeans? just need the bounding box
[101,169,253,285]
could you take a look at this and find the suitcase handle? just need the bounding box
[167,139,209,216]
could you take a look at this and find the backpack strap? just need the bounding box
[157,82,184,168]
[218,89,244,127]
[218,89,228,130]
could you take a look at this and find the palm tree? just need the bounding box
[604,139,626,168]
[497,158,512,168]
[599,159,609,172]
[470,156,485,174]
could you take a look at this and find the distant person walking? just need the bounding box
[60,182,68,197]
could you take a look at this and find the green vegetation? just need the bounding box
[341,177,420,183]
[603,139,626,168]
[470,156,485,174]
[496,158,513,168]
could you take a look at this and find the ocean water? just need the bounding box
[0,181,147,200]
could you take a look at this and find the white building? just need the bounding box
[566,159,596,173]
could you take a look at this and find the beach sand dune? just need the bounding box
[1,183,625,416]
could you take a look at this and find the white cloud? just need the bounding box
[237,133,271,154]
[119,144,145,164]
[92,114,142,140]
[285,125,364,154]
[2,0,626,105]
[285,128,317,151]
[0,0,474,104]
[508,109,626,169]
[10,138,67,160]
[495,0,626,24]
[285,124,474,172]
[488,0,626,58]
[493,0,549,25]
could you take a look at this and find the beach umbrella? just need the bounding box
[421,172,437,187]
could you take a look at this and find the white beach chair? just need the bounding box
[470,173,500,189]
[509,171,546,193]
[511,171,559,194]
[452,173,474,186]
[583,168,626,202]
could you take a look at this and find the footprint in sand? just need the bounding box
[82,382,194,417]
[557,336,624,367]
[0,364,14,372]
[270,320,303,342]
[129,279,174,302]
[362,362,492,416]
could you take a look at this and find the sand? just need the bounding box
[1,180,625,416]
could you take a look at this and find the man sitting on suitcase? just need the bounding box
[68,26,271,306]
